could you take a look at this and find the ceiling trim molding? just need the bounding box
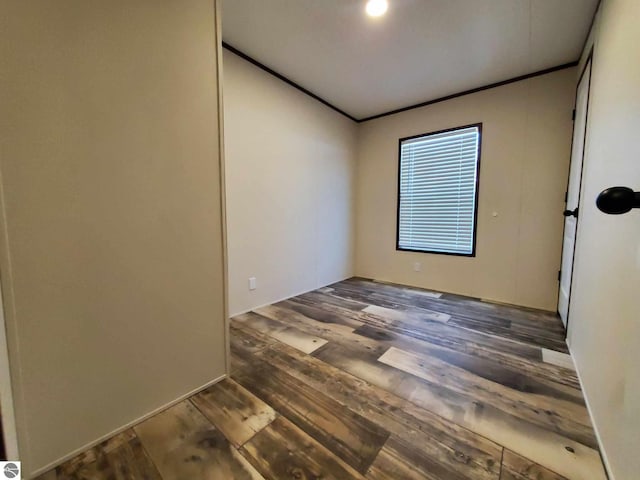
[358,61,579,122]
[222,42,358,122]
[223,41,578,124]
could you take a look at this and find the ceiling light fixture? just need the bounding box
[366,0,388,17]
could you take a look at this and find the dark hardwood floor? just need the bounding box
[37,278,605,480]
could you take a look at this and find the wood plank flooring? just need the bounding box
[37,278,605,480]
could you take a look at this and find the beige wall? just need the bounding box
[567,0,640,478]
[0,1,227,477]
[355,69,576,310]
[223,50,358,316]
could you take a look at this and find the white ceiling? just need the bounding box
[222,0,598,120]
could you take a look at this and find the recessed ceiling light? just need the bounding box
[366,0,388,17]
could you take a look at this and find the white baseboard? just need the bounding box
[28,374,227,479]
[229,274,353,317]
[567,343,615,480]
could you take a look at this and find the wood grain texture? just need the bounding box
[56,430,136,476]
[260,303,359,336]
[246,297,595,461]
[348,278,559,327]
[52,430,161,480]
[230,323,276,373]
[312,339,602,480]
[247,342,503,480]
[134,400,264,480]
[296,287,552,365]
[246,280,600,480]
[367,435,496,480]
[301,284,580,390]
[251,301,593,447]
[295,290,370,312]
[364,304,451,323]
[240,416,366,480]
[354,324,584,405]
[234,311,328,353]
[280,298,364,329]
[500,449,569,480]
[234,360,389,473]
[191,378,276,447]
[377,346,593,444]
[73,437,161,480]
[334,278,569,352]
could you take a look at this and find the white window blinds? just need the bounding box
[397,125,481,256]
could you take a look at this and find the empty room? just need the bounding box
[1,0,638,479]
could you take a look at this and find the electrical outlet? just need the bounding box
[413,262,421,272]
[248,277,257,290]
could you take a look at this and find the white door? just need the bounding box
[558,58,592,326]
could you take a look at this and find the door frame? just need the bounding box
[0,279,19,461]
[559,47,594,335]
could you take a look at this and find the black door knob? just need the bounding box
[563,208,579,218]
[596,186,640,214]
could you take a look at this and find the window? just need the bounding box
[397,124,481,256]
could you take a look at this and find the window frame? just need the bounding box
[395,123,483,257]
